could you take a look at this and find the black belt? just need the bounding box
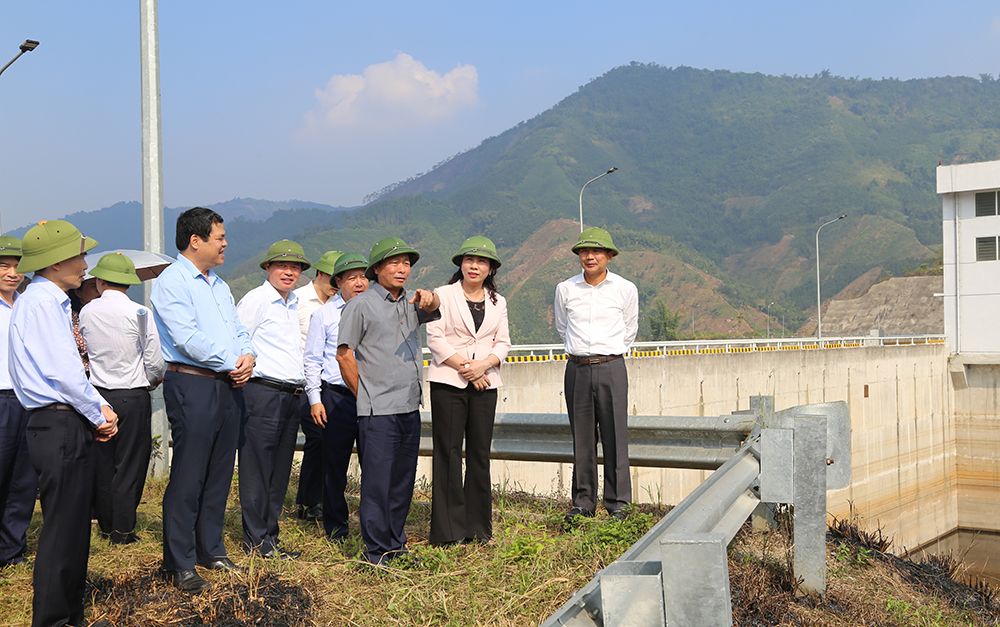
[567,354,623,365]
[321,381,353,396]
[249,377,305,396]
[0,389,16,396]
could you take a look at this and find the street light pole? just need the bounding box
[815,214,847,339]
[0,40,38,79]
[766,301,774,338]
[0,40,39,234]
[140,0,164,309]
[578,167,618,232]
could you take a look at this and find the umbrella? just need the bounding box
[84,249,175,281]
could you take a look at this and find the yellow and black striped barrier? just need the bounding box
[420,336,947,366]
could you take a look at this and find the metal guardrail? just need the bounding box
[417,412,752,469]
[540,397,851,627]
[419,334,947,364]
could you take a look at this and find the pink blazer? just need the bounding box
[427,281,512,389]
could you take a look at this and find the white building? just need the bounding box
[938,159,1000,357]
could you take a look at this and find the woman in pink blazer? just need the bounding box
[426,236,511,545]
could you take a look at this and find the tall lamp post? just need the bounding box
[578,167,618,232]
[766,301,774,338]
[815,214,847,339]
[0,40,38,78]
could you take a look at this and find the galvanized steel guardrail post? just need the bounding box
[540,396,851,627]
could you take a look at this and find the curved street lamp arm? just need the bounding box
[578,167,619,232]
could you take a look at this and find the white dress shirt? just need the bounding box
[554,270,639,357]
[237,281,304,384]
[0,292,16,390]
[303,294,346,406]
[293,281,327,348]
[9,276,108,426]
[80,290,165,390]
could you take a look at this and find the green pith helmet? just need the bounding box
[312,250,344,276]
[331,253,369,285]
[259,239,311,271]
[18,220,98,274]
[0,236,23,259]
[571,227,619,256]
[90,252,141,286]
[365,237,419,281]
[451,236,501,268]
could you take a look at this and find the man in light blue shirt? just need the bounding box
[9,220,118,627]
[236,240,310,560]
[0,236,35,573]
[152,207,255,593]
[304,253,369,540]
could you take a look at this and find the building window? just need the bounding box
[976,236,998,261]
[976,191,999,217]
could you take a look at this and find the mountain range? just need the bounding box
[26,63,989,343]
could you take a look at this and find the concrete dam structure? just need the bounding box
[414,339,998,574]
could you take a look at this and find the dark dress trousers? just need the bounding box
[320,383,359,540]
[0,391,37,566]
[565,358,631,513]
[239,382,300,554]
[296,396,324,509]
[26,407,95,627]
[93,387,152,543]
[429,382,497,544]
[161,371,243,571]
[356,411,421,564]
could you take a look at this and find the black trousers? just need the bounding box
[26,407,94,627]
[320,385,359,539]
[161,371,242,571]
[565,358,632,514]
[429,382,496,544]
[0,392,37,566]
[94,387,151,543]
[357,411,420,564]
[238,382,300,554]
[296,396,323,508]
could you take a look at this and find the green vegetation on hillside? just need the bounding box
[126,64,996,340]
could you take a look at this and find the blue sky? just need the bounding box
[1,1,999,232]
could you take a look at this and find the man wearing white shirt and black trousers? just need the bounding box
[236,240,312,559]
[555,228,638,524]
[9,220,119,627]
[80,252,165,545]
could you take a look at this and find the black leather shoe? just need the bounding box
[563,507,596,524]
[196,557,245,572]
[159,567,211,592]
[297,504,323,522]
[608,509,628,522]
[261,547,301,561]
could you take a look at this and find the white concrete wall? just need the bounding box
[417,343,957,553]
[939,161,1000,354]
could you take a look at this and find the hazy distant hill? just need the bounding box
[12,199,355,270]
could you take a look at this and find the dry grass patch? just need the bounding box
[5,472,1000,627]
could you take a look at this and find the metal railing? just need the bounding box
[540,396,851,627]
[417,412,752,470]
[420,334,947,364]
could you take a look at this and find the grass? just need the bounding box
[3,473,1000,626]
